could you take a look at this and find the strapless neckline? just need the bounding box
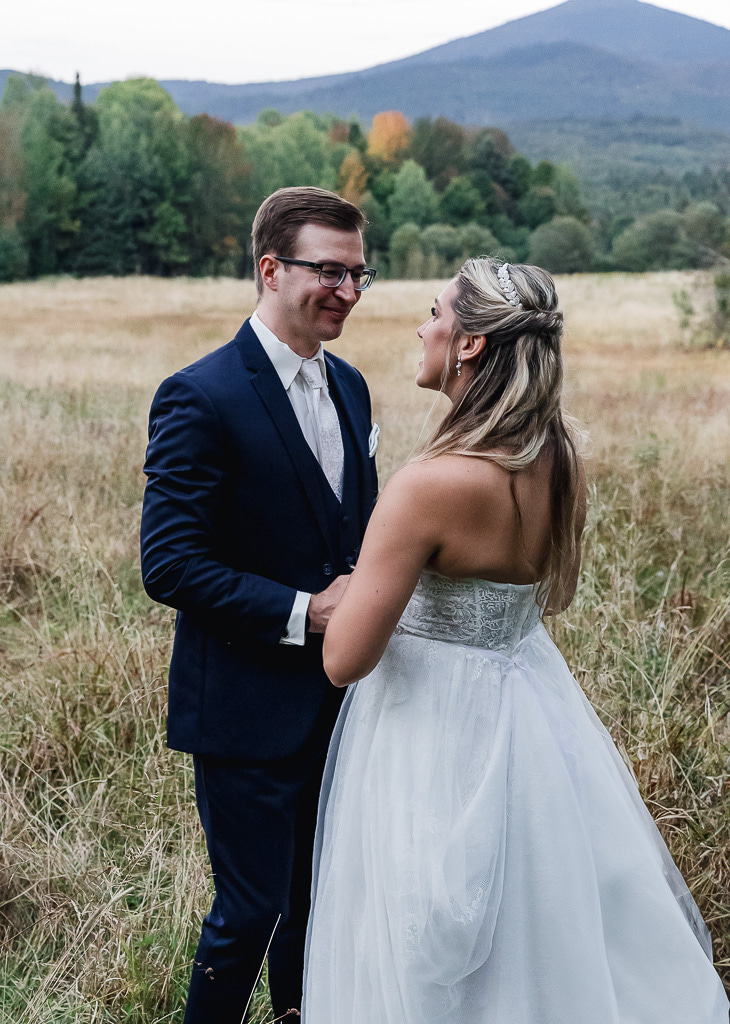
[422,567,538,590]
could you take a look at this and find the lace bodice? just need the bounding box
[395,570,542,653]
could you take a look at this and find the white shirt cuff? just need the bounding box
[280,590,311,646]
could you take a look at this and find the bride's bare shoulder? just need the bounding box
[381,455,508,515]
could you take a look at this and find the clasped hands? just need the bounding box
[307,574,351,633]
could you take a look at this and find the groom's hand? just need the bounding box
[307,575,351,633]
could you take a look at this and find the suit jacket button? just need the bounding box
[323,563,333,576]
[342,514,350,525]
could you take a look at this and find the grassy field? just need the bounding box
[1,272,729,1021]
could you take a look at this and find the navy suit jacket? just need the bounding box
[140,318,378,759]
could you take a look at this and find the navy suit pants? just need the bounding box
[183,689,341,1024]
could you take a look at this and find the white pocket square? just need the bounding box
[368,423,380,458]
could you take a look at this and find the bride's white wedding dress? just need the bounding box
[302,571,729,1022]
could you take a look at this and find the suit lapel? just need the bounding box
[234,320,334,548]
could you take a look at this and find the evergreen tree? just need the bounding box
[2,79,79,275]
[69,73,98,162]
[73,79,190,275]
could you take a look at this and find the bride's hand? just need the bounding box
[307,575,351,633]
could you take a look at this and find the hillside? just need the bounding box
[5,0,730,130]
[507,115,730,203]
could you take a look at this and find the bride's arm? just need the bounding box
[323,464,442,687]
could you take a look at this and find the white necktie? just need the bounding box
[298,358,344,502]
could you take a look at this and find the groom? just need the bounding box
[140,186,378,1023]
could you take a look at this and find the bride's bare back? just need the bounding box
[425,452,555,584]
[323,450,586,688]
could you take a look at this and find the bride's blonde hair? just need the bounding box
[412,256,584,613]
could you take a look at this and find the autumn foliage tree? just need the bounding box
[338,150,368,205]
[367,111,411,166]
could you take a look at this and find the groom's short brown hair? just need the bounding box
[252,186,366,296]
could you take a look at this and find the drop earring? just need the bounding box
[456,358,462,377]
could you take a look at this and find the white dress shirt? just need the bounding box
[250,310,338,646]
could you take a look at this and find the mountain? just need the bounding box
[4,0,730,154]
[391,0,730,69]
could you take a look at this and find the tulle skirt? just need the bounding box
[302,624,728,1023]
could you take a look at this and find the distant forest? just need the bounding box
[1,73,730,283]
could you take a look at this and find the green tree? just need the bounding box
[361,192,391,263]
[504,154,532,200]
[258,109,284,127]
[185,114,249,275]
[612,210,693,272]
[439,177,484,226]
[0,71,30,279]
[2,77,79,276]
[552,165,588,221]
[457,222,504,262]
[74,78,190,275]
[421,223,462,276]
[0,228,28,280]
[490,216,530,262]
[531,160,556,188]
[68,73,98,163]
[239,112,338,229]
[467,129,513,188]
[348,119,367,152]
[0,107,26,232]
[368,168,396,208]
[528,216,596,274]
[519,187,558,230]
[682,202,727,266]
[389,222,424,278]
[409,117,466,191]
[389,160,438,230]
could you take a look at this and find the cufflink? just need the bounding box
[368,423,380,458]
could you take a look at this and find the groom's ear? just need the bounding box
[259,254,279,292]
[459,333,487,365]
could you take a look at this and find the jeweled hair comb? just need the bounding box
[497,263,522,308]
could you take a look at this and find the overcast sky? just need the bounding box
[3,0,730,86]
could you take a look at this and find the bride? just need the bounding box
[301,258,729,1022]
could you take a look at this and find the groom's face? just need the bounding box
[275,223,365,349]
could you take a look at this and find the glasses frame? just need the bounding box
[274,256,376,291]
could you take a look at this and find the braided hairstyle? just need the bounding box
[414,257,583,613]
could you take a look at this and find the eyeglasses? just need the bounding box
[274,257,376,291]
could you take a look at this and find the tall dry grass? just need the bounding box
[0,272,729,1021]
